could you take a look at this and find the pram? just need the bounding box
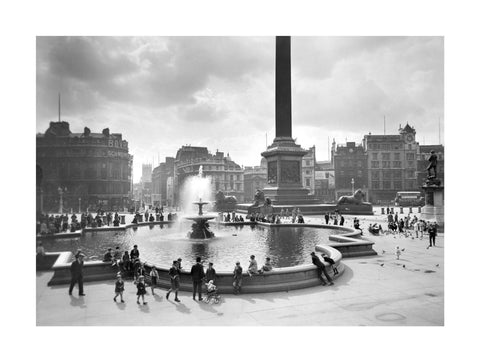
[204,280,220,304]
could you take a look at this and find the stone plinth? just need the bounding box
[421,179,444,231]
[261,137,313,204]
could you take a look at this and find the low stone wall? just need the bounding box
[47,246,344,294]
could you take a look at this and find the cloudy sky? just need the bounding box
[36,36,443,182]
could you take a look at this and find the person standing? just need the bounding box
[311,252,334,286]
[114,272,125,303]
[339,215,345,226]
[233,261,243,295]
[149,266,159,295]
[69,253,86,296]
[205,262,217,284]
[428,222,437,247]
[190,257,205,301]
[136,275,147,305]
[324,213,330,225]
[166,260,181,302]
[247,255,258,276]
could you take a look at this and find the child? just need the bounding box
[136,275,147,305]
[321,253,339,275]
[205,280,220,304]
[259,257,273,273]
[149,265,159,295]
[395,246,401,260]
[114,272,125,303]
[233,261,243,295]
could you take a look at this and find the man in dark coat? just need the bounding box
[311,252,334,286]
[324,213,330,224]
[69,253,86,296]
[130,245,139,260]
[190,257,205,301]
[428,222,437,247]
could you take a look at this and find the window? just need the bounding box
[406,153,415,160]
[372,153,378,160]
[394,153,400,160]
[406,170,415,178]
[382,153,390,160]
[306,160,311,166]
[407,161,414,168]
[408,144,412,150]
[394,181,402,190]
[306,170,311,175]
[372,171,380,180]
[382,161,391,168]
[383,181,391,189]
[383,170,392,179]
[357,170,363,177]
[372,181,380,190]
[371,161,379,168]
[393,161,402,168]
[357,161,362,167]
[306,178,311,187]
[393,170,402,179]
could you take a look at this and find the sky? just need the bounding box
[36,36,444,182]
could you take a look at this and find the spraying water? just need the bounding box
[180,166,213,215]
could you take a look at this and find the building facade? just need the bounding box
[152,157,175,207]
[302,146,316,195]
[363,123,419,204]
[244,158,267,202]
[333,141,368,200]
[174,146,245,205]
[36,121,132,212]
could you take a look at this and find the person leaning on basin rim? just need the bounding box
[310,251,334,286]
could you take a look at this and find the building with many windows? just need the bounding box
[36,121,132,212]
[174,146,245,204]
[302,146,316,195]
[333,141,368,200]
[363,123,419,203]
[152,157,175,207]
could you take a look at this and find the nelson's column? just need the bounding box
[261,36,313,205]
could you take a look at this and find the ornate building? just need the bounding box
[36,121,133,212]
[363,123,419,203]
[174,146,244,204]
[333,141,368,200]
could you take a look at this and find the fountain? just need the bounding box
[181,166,215,239]
[185,197,215,239]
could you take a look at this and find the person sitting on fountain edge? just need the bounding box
[247,255,258,276]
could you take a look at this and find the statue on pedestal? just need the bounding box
[424,150,441,187]
[426,150,438,179]
[337,189,369,206]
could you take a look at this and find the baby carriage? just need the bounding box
[204,280,220,304]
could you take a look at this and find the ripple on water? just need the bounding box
[42,222,342,270]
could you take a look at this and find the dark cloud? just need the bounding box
[36,36,443,181]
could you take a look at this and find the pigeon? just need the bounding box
[380,263,384,267]
[401,248,405,252]
[402,265,406,268]
[436,264,439,267]
[382,250,386,254]
[426,246,430,249]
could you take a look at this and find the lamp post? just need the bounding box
[78,197,81,214]
[351,178,355,195]
[40,189,44,214]
[58,186,67,214]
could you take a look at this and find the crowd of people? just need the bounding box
[131,210,178,224]
[67,244,293,303]
[36,211,122,235]
[245,208,305,224]
[324,211,345,226]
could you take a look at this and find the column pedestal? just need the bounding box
[421,179,444,232]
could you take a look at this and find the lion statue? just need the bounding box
[337,189,369,205]
[214,190,237,212]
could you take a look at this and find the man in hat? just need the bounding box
[311,252,334,286]
[69,253,86,296]
[190,257,205,301]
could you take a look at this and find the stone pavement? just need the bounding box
[36,211,443,326]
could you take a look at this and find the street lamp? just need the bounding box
[351,178,355,194]
[78,197,81,214]
[58,186,67,214]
